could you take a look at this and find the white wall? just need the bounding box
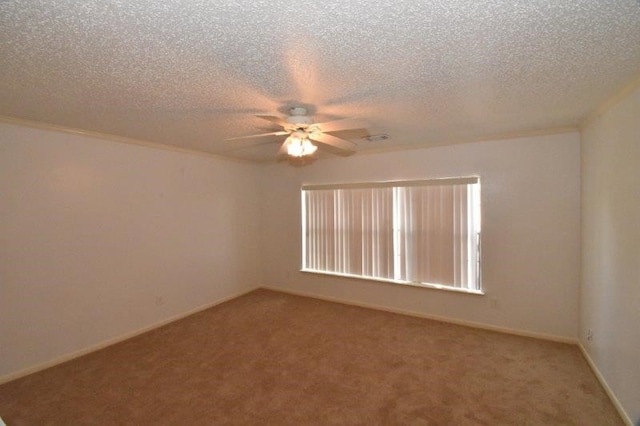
[260,132,581,339]
[581,85,640,423]
[0,122,585,386]
[0,122,261,380]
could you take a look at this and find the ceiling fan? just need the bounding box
[226,107,367,160]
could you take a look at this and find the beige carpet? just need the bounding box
[0,289,623,425]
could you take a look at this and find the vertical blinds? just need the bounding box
[302,178,481,290]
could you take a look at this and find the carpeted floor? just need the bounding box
[0,289,623,425]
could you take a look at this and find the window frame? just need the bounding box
[300,177,484,296]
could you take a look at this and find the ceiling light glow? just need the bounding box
[286,131,317,157]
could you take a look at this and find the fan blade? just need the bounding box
[256,115,290,128]
[225,131,289,141]
[308,132,356,153]
[276,140,289,158]
[222,137,287,153]
[314,118,367,133]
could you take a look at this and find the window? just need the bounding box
[301,177,481,293]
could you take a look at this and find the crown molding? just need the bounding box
[0,115,582,166]
[580,72,640,131]
[0,115,254,165]
[349,126,579,159]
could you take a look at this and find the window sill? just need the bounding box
[300,269,485,296]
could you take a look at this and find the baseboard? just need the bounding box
[578,343,632,426]
[261,286,635,421]
[260,286,578,344]
[3,285,629,424]
[0,287,258,385]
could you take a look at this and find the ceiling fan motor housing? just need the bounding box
[287,107,313,127]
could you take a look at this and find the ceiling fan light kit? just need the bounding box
[286,130,318,157]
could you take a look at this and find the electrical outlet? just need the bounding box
[490,298,498,309]
[586,329,593,341]
[155,296,164,306]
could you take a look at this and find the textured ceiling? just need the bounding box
[1,0,639,163]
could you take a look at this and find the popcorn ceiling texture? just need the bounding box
[1,0,639,162]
